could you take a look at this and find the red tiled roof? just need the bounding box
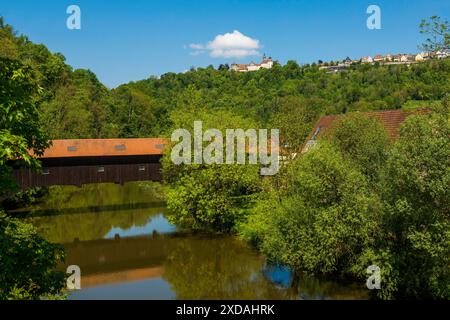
[36,138,168,158]
[304,109,428,144]
[232,63,248,70]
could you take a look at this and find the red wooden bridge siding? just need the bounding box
[14,162,163,190]
[14,138,168,190]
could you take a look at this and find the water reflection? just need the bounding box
[15,182,166,217]
[162,235,290,299]
[24,208,169,243]
[263,264,293,288]
[104,213,176,239]
[20,183,369,300]
[263,264,369,300]
[21,183,168,243]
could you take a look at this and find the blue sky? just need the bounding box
[1,0,448,88]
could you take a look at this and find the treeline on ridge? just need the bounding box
[1,17,449,142]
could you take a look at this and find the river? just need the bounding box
[15,182,369,300]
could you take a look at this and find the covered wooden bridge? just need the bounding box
[14,138,168,190]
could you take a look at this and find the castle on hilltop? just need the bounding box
[231,55,274,72]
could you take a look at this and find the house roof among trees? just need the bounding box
[305,109,428,144]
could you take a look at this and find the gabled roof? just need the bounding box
[304,108,428,147]
[36,138,168,158]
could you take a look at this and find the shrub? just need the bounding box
[0,211,65,299]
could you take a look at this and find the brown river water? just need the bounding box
[16,182,369,300]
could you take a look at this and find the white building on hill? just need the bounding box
[231,56,274,72]
[361,56,373,63]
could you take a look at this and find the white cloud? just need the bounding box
[188,30,261,58]
[189,43,204,50]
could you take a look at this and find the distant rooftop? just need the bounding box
[304,108,429,147]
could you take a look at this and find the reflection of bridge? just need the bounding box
[13,138,168,190]
[12,201,167,218]
[63,233,173,288]
[81,266,164,288]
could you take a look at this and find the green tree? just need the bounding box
[218,63,229,71]
[324,113,390,181]
[0,211,65,299]
[419,16,450,52]
[162,109,261,232]
[0,58,49,198]
[242,100,450,300]
[376,101,450,299]
[40,69,114,139]
[243,142,381,274]
[271,96,319,156]
[166,164,260,232]
[0,18,19,60]
[0,57,65,299]
[111,86,158,137]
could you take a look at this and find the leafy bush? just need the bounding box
[325,114,390,181]
[166,164,260,232]
[241,104,450,299]
[375,101,450,299]
[243,143,381,274]
[0,211,65,300]
[0,54,66,300]
[162,108,262,232]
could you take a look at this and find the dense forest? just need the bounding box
[0,15,449,300]
[0,17,449,142]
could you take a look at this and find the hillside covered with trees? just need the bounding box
[1,17,449,144]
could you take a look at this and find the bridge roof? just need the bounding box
[39,138,168,158]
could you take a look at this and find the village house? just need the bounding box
[230,63,248,72]
[231,56,274,72]
[393,54,402,62]
[301,109,428,154]
[415,52,426,61]
[400,54,410,62]
[246,62,260,72]
[373,54,384,62]
[384,54,393,62]
[260,57,274,68]
[416,52,435,61]
[361,56,373,63]
[436,49,450,59]
[317,49,446,69]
